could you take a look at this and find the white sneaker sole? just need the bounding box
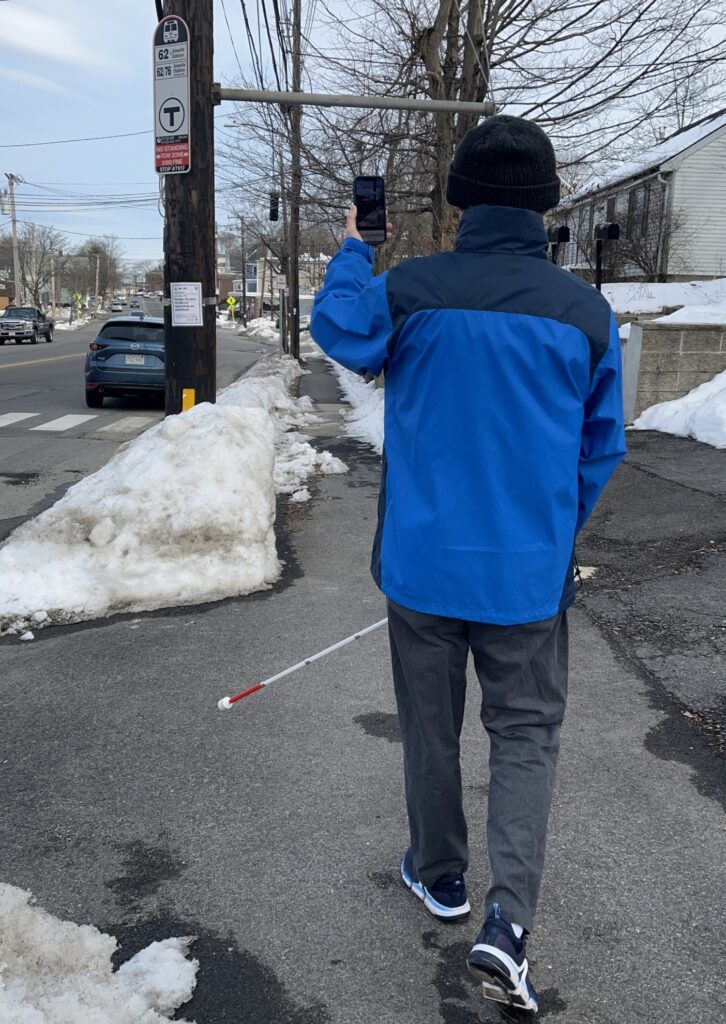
[400,859,471,922]
[467,943,538,1013]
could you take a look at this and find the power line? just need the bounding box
[0,115,233,149]
[260,0,283,92]
[220,0,246,77]
[0,128,152,149]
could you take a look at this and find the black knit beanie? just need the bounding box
[447,115,560,212]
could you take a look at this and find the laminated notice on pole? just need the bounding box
[171,282,203,326]
[153,16,191,174]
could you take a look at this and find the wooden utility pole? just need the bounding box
[239,214,248,327]
[161,0,216,414]
[288,0,302,361]
[94,252,101,314]
[4,174,22,305]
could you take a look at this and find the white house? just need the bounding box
[555,108,726,281]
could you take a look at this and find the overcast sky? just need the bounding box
[0,0,252,265]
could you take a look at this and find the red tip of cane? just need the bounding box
[228,682,264,705]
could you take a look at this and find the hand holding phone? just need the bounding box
[353,176,387,246]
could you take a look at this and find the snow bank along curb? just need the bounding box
[326,360,384,455]
[0,356,346,635]
[0,883,198,1023]
[633,369,726,448]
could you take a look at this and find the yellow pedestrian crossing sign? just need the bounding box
[227,295,237,320]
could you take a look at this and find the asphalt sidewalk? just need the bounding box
[0,355,723,1023]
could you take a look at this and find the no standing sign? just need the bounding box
[153,16,191,174]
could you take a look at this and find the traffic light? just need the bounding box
[269,192,279,222]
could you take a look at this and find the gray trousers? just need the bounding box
[387,598,569,932]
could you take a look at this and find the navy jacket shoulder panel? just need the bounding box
[387,251,612,382]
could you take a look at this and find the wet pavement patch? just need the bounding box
[0,471,42,486]
[106,838,184,910]
[353,711,401,743]
[422,930,567,1022]
[368,868,400,890]
[109,913,332,1024]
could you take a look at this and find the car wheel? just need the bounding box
[46,328,54,343]
[85,389,103,408]
[0,338,4,345]
[31,329,38,344]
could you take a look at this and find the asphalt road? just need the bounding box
[0,296,276,542]
[0,358,723,1023]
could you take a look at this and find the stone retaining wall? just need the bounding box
[622,322,726,419]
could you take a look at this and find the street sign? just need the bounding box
[153,16,191,175]
[274,274,288,291]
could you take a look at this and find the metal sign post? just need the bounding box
[153,16,191,174]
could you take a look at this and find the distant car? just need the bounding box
[130,299,140,308]
[111,302,123,312]
[129,310,145,319]
[85,316,165,408]
[0,306,54,345]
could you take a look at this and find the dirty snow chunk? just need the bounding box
[19,630,34,641]
[633,370,726,448]
[619,322,631,341]
[0,403,278,634]
[274,440,346,494]
[245,317,278,341]
[327,362,385,455]
[290,487,311,503]
[0,883,197,1023]
[0,355,346,635]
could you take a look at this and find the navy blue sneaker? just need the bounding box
[400,848,470,922]
[467,903,538,1013]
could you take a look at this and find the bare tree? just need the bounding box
[219,0,725,258]
[17,224,68,306]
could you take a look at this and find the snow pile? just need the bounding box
[601,278,726,315]
[633,369,726,448]
[215,314,239,331]
[245,317,278,341]
[328,362,385,455]
[654,304,726,325]
[0,883,197,1023]
[0,356,346,635]
[55,315,92,332]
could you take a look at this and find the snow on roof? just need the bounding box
[561,108,726,207]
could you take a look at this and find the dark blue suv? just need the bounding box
[85,316,165,408]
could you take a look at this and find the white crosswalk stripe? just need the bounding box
[95,416,158,435]
[30,414,99,432]
[0,412,41,428]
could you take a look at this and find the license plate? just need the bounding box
[125,355,145,365]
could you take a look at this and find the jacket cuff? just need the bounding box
[341,237,376,264]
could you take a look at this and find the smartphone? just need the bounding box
[353,176,387,246]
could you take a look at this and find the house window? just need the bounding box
[606,196,616,221]
[245,261,257,295]
[641,183,652,237]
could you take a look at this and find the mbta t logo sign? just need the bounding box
[153,15,191,174]
[159,98,186,134]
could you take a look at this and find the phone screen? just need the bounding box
[354,177,386,243]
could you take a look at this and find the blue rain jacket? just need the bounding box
[311,205,626,624]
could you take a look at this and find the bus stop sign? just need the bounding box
[153,16,191,174]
